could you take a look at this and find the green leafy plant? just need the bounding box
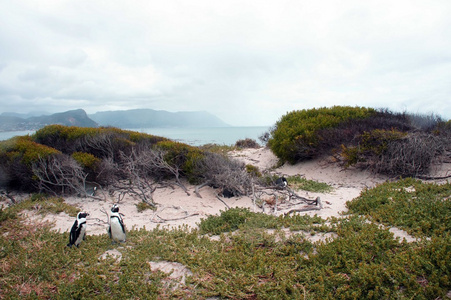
[245,164,261,177]
[71,151,101,170]
[287,175,332,193]
[268,106,375,163]
[346,178,451,237]
[1,192,450,299]
[135,201,155,213]
[235,138,260,149]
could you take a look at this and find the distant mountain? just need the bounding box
[1,111,50,118]
[89,109,230,128]
[0,109,98,131]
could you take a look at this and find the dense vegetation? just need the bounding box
[0,125,252,201]
[267,106,450,177]
[0,178,450,298]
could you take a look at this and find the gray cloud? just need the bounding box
[0,0,450,125]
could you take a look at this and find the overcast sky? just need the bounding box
[1,0,450,126]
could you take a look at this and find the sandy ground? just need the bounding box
[13,147,450,241]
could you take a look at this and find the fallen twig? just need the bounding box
[153,213,200,222]
[215,195,231,209]
[283,197,323,215]
[194,181,210,198]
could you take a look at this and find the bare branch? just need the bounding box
[152,213,200,222]
[194,181,210,198]
[215,194,231,209]
[32,154,88,196]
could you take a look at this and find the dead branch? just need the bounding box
[194,181,210,198]
[137,147,190,196]
[0,190,16,204]
[194,152,252,197]
[283,197,323,215]
[117,149,158,207]
[153,213,200,222]
[32,154,88,196]
[215,194,231,209]
[414,174,451,180]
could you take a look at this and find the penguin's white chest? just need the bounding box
[75,223,86,246]
[110,217,126,242]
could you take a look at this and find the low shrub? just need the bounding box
[267,106,449,177]
[155,140,205,182]
[245,164,261,177]
[71,152,101,170]
[342,130,444,176]
[198,143,236,154]
[199,207,266,235]
[287,175,333,193]
[1,136,60,166]
[33,125,167,159]
[193,152,252,196]
[0,136,61,191]
[235,138,260,149]
[258,174,331,192]
[268,106,376,163]
[346,178,451,237]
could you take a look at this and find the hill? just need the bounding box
[0,108,230,132]
[89,109,230,128]
[0,109,98,131]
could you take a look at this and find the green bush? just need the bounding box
[199,207,255,235]
[71,152,101,170]
[341,129,407,166]
[346,178,451,237]
[0,136,62,191]
[155,140,205,182]
[268,106,375,163]
[1,136,60,166]
[235,138,260,149]
[287,175,333,193]
[245,164,261,177]
[33,125,167,158]
[342,130,443,176]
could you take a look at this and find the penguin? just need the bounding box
[67,212,89,247]
[275,177,288,188]
[108,204,126,242]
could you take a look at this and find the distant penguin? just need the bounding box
[275,177,288,188]
[67,212,89,247]
[108,204,126,242]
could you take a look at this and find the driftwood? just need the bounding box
[253,182,323,215]
[283,197,322,215]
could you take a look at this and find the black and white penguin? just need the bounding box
[275,177,288,188]
[108,204,126,242]
[67,212,89,247]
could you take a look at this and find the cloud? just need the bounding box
[0,0,451,125]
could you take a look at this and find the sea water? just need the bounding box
[0,126,270,146]
[132,126,270,146]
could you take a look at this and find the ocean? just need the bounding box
[0,126,270,146]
